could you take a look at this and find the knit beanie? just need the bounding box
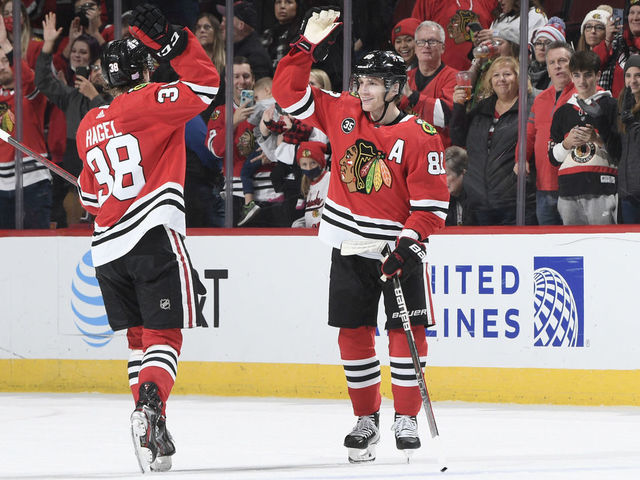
[391,18,421,44]
[533,17,566,43]
[580,5,613,34]
[493,21,520,46]
[624,54,640,74]
[296,141,327,169]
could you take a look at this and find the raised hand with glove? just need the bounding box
[128,3,187,61]
[621,86,637,126]
[380,236,426,280]
[290,7,342,62]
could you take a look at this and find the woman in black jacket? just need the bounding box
[450,56,536,225]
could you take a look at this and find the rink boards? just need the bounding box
[2,226,640,405]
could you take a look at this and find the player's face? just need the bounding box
[357,76,387,116]
[571,70,599,98]
[195,17,215,47]
[70,40,91,69]
[625,66,640,95]
[274,0,297,24]
[394,35,415,64]
[546,48,571,89]
[233,63,254,102]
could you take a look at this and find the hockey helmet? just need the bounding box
[350,50,407,101]
[102,38,152,88]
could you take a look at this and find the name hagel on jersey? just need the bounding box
[275,53,449,251]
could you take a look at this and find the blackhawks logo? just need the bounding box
[339,139,392,194]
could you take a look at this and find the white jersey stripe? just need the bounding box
[342,356,379,366]
[166,227,196,328]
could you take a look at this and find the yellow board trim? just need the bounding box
[2,359,640,405]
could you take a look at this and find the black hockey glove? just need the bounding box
[290,7,342,63]
[380,237,426,280]
[129,3,187,61]
[621,86,637,126]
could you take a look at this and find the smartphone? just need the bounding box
[76,66,90,79]
[467,21,482,42]
[613,8,624,28]
[240,89,254,107]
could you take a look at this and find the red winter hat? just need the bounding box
[296,141,327,169]
[392,17,421,44]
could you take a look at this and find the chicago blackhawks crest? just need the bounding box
[339,139,392,193]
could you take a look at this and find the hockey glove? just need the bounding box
[129,3,187,61]
[621,86,637,126]
[290,7,342,63]
[380,237,426,280]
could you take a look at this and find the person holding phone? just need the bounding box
[35,12,111,225]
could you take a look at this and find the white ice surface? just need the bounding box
[1,393,640,480]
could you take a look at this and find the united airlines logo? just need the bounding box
[71,251,114,347]
[533,256,584,347]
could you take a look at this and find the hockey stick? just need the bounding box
[340,239,447,472]
[0,129,78,185]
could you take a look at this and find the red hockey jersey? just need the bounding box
[0,59,49,191]
[272,50,449,251]
[76,31,219,266]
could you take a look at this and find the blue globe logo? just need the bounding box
[71,251,113,347]
[533,267,579,347]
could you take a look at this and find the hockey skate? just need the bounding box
[392,413,421,463]
[150,415,176,472]
[344,412,380,463]
[130,382,162,473]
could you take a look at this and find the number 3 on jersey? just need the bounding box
[87,134,146,205]
[427,151,445,175]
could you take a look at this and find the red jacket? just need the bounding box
[526,82,575,191]
[593,29,640,98]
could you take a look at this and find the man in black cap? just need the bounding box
[217,1,273,79]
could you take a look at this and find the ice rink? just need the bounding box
[2,393,640,480]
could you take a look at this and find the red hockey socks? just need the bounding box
[338,326,381,416]
[389,326,428,416]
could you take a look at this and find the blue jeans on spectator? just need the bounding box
[240,151,262,195]
[0,180,52,229]
[536,190,562,225]
[621,196,640,224]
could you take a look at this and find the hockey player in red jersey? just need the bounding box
[272,8,449,464]
[75,4,219,473]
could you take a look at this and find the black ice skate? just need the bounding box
[392,413,421,462]
[130,382,163,473]
[150,414,176,472]
[343,412,380,463]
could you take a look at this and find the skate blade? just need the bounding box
[130,412,153,473]
[150,455,172,472]
[401,448,416,464]
[347,444,377,463]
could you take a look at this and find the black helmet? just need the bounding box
[350,50,407,101]
[102,38,152,88]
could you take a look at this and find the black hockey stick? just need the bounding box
[0,129,78,185]
[341,239,447,472]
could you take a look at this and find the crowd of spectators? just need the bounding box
[1,0,639,229]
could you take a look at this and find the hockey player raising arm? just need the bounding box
[75,4,219,473]
[272,7,449,464]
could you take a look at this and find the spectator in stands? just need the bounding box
[391,17,420,71]
[444,145,473,226]
[594,0,640,97]
[217,1,273,80]
[399,21,457,146]
[451,56,536,225]
[526,41,575,226]
[577,5,611,53]
[549,50,620,225]
[291,140,330,228]
[411,0,497,71]
[474,0,546,47]
[194,12,225,74]
[36,12,111,226]
[309,68,331,90]
[261,0,305,71]
[1,0,43,68]
[528,17,566,93]
[0,17,50,229]
[61,0,113,58]
[615,55,640,223]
